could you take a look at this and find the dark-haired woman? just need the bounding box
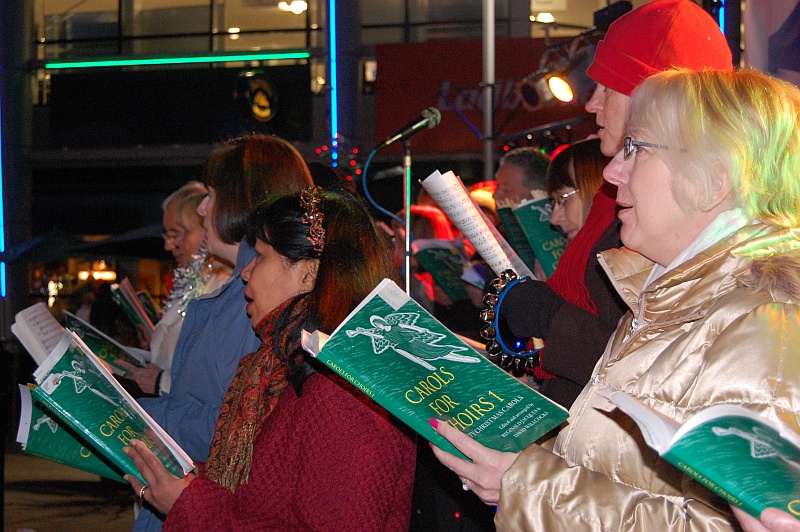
[133,135,313,531]
[126,188,416,530]
[498,138,627,409]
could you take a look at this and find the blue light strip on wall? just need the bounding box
[0,80,6,297]
[328,0,339,167]
[719,3,725,35]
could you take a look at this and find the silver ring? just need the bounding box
[462,482,470,492]
[139,485,149,501]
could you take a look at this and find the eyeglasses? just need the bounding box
[551,189,579,208]
[623,136,669,161]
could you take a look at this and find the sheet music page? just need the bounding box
[420,170,535,279]
[12,303,65,365]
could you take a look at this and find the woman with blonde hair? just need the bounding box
[433,68,800,530]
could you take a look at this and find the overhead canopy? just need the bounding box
[0,224,171,264]
[74,224,171,261]
[0,229,88,264]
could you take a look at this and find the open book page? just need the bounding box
[17,384,127,482]
[606,389,800,518]
[420,170,535,279]
[12,303,66,366]
[302,278,567,460]
[604,390,680,452]
[32,331,193,484]
[63,310,147,375]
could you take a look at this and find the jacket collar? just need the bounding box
[598,223,797,325]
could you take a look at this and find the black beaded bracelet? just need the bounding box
[480,269,542,375]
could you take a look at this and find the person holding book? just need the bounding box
[119,181,231,397]
[390,204,456,314]
[546,138,609,242]
[124,187,416,530]
[487,0,734,409]
[132,135,313,531]
[433,68,800,530]
[734,507,800,532]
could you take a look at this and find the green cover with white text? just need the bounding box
[608,391,800,519]
[63,310,146,376]
[664,413,800,518]
[511,197,567,277]
[31,331,193,485]
[302,278,568,460]
[17,384,127,482]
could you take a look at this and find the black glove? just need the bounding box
[499,279,566,341]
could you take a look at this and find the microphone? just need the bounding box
[377,107,441,150]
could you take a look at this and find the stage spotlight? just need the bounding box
[518,43,595,110]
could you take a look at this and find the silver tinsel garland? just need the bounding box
[161,245,214,317]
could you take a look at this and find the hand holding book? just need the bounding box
[429,417,520,506]
[123,439,196,515]
[732,506,800,532]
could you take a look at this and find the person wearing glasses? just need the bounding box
[485,0,733,411]
[432,68,800,530]
[497,137,626,409]
[547,138,610,241]
[118,182,231,397]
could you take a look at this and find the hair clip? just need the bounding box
[480,269,542,376]
[300,186,325,255]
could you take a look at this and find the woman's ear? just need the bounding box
[300,259,319,290]
[702,162,733,212]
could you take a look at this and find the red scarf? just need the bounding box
[205,296,308,492]
[534,182,618,379]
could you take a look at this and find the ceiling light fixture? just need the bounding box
[278,1,308,14]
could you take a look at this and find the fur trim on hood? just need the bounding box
[739,250,800,301]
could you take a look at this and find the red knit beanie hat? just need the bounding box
[586,0,733,96]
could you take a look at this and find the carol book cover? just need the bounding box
[303,278,568,460]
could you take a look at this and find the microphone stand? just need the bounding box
[403,139,412,296]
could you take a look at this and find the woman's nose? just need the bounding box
[603,150,629,186]
[585,84,604,114]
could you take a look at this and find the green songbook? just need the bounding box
[30,330,193,485]
[412,238,469,302]
[302,278,568,460]
[495,206,539,274]
[63,310,148,377]
[17,384,126,482]
[607,390,800,519]
[137,290,162,326]
[511,197,568,277]
[111,278,156,343]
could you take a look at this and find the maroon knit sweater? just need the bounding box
[164,372,416,531]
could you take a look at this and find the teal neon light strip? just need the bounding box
[45,51,310,69]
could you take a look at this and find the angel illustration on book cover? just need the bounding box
[346,312,481,371]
